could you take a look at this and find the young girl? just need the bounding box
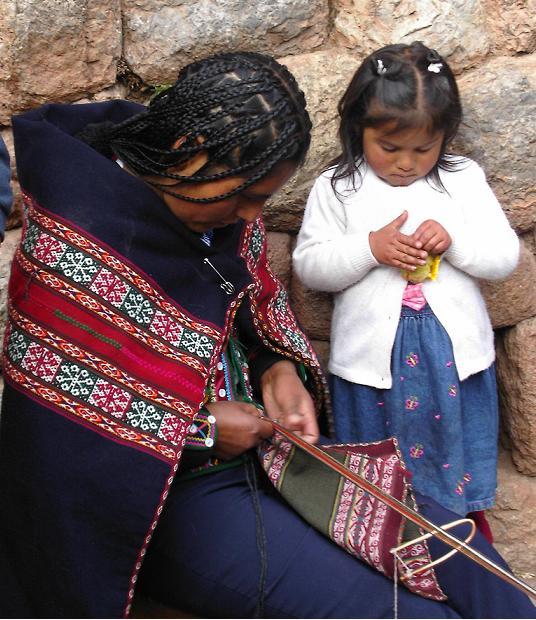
[293,41,519,534]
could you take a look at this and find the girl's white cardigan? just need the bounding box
[293,159,519,389]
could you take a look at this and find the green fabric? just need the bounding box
[278,446,345,532]
[260,435,447,601]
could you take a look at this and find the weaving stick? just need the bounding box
[265,418,536,599]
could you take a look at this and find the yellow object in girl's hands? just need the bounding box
[403,255,441,284]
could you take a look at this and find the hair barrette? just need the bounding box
[376,59,388,75]
[427,62,443,73]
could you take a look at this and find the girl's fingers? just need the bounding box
[397,234,428,257]
[424,232,450,253]
[393,255,418,270]
[396,243,427,263]
[423,234,441,253]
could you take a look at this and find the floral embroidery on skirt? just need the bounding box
[330,304,498,516]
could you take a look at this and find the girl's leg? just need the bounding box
[415,492,535,619]
[138,458,460,619]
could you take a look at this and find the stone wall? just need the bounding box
[1,0,535,585]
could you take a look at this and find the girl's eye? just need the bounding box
[416,147,432,153]
[381,145,397,153]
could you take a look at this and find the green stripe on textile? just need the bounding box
[278,446,346,532]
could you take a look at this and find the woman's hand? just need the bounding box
[411,219,452,254]
[205,401,273,460]
[260,360,319,444]
[369,211,428,271]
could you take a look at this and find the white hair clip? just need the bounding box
[427,62,443,73]
[376,59,387,75]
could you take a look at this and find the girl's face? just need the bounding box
[362,122,444,187]
[146,158,297,233]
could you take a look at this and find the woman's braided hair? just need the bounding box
[78,52,311,203]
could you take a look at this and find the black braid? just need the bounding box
[78,52,311,203]
[139,97,291,182]
[151,122,297,203]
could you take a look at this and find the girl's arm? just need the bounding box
[293,175,378,292]
[441,162,519,280]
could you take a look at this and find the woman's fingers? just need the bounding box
[207,401,275,459]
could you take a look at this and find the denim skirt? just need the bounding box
[330,304,498,516]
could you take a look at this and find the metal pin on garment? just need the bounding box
[203,257,235,295]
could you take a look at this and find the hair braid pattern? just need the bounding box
[79,52,311,203]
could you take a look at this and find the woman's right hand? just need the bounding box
[369,211,428,271]
[205,401,274,460]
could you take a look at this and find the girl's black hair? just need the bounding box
[77,52,311,203]
[330,41,464,194]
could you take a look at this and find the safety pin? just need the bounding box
[203,258,235,295]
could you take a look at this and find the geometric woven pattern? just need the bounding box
[242,219,317,361]
[4,316,192,460]
[7,196,328,462]
[22,198,219,366]
[261,436,447,601]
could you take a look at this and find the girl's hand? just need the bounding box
[411,219,452,254]
[369,211,428,271]
[260,360,319,444]
[205,401,273,460]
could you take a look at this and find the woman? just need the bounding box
[0,52,533,619]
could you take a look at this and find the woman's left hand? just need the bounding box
[260,360,319,444]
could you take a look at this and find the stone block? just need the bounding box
[521,228,536,258]
[263,49,361,232]
[0,0,122,122]
[266,231,292,289]
[290,266,333,341]
[483,0,536,56]
[454,55,536,234]
[480,240,536,328]
[489,449,536,576]
[330,0,491,73]
[122,0,328,85]
[495,316,536,474]
[310,338,331,372]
